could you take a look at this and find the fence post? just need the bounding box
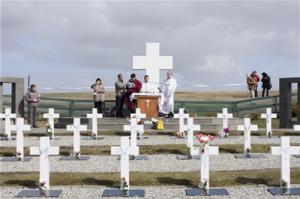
[69,100,74,117]
[274,96,278,113]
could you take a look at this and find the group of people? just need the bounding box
[247,71,272,99]
[91,71,177,118]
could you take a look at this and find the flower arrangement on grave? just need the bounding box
[196,133,216,153]
[92,133,97,139]
[219,127,230,138]
[267,131,272,138]
[245,148,251,157]
[137,129,144,140]
[46,124,53,139]
[39,181,46,195]
[120,177,128,189]
[201,178,208,191]
[16,151,22,161]
[176,131,185,139]
[74,151,80,160]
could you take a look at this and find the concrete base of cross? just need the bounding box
[234,154,264,159]
[16,189,62,197]
[267,187,300,195]
[185,188,229,196]
[176,155,200,160]
[0,157,31,162]
[102,189,145,197]
[117,155,148,161]
[59,156,90,161]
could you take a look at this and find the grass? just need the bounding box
[1,168,299,187]
[1,144,299,157]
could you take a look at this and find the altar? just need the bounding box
[132,93,161,118]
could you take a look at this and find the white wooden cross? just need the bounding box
[271,137,300,188]
[111,136,139,190]
[294,125,300,131]
[174,108,189,133]
[0,108,16,139]
[30,137,59,190]
[194,143,219,190]
[133,42,173,85]
[217,108,233,129]
[184,118,201,156]
[43,108,59,138]
[13,118,30,159]
[261,108,277,136]
[123,118,142,156]
[237,118,258,153]
[130,108,146,123]
[87,108,103,137]
[66,118,87,155]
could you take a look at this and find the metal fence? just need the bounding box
[2,94,297,117]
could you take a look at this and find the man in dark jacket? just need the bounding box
[261,72,272,97]
[124,73,142,113]
[25,84,40,128]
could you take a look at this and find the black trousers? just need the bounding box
[262,88,270,97]
[116,96,124,117]
[94,101,104,113]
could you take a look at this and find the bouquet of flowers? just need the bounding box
[16,151,22,161]
[176,131,185,139]
[267,131,272,138]
[196,133,215,144]
[219,128,230,138]
[46,124,53,139]
[121,177,128,189]
[74,152,80,160]
[39,181,46,195]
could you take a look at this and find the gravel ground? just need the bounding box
[1,185,300,199]
[1,154,299,173]
[1,135,300,147]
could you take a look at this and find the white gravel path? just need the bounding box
[1,185,300,199]
[1,135,300,147]
[1,154,299,173]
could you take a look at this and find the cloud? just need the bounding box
[1,1,299,91]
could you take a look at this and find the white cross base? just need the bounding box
[133,42,173,85]
[174,108,189,133]
[261,108,277,136]
[271,137,300,188]
[43,108,59,138]
[66,118,87,154]
[111,137,139,190]
[30,137,59,190]
[0,108,16,139]
[237,118,258,153]
[87,108,103,137]
[217,108,233,129]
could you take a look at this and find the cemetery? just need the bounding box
[1,1,300,198]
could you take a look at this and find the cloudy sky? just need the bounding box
[1,0,299,92]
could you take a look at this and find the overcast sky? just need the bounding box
[1,0,299,92]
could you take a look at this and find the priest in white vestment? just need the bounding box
[160,71,177,116]
[140,75,160,94]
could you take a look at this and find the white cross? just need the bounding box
[12,118,30,159]
[174,108,189,133]
[43,108,59,138]
[271,137,300,188]
[130,108,146,123]
[0,108,16,139]
[217,108,233,129]
[261,108,277,136]
[123,118,143,156]
[193,143,219,190]
[87,108,103,137]
[111,136,139,190]
[30,137,59,190]
[294,125,300,131]
[237,118,258,153]
[183,118,201,156]
[145,99,151,108]
[133,42,173,85]
[67,118,87,154]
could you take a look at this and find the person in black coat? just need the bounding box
[261,72,272,97]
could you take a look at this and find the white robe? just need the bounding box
[160,77,177,114]
[140,82,159,94]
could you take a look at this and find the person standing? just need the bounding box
[247,72,257,99]
[140,75,160,94]
[115,74,126,117]
[25,84,40,128]
[253,71,260,98]
[124,73,142,113]
[91,78,105,114]
[261,72,272,97]
[160,71,177,117]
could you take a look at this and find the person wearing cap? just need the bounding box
[261,72,272,97]
[247,72,258,99]
[140,75,160,94]
[25,84,40,128]
[91,78,105,113]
